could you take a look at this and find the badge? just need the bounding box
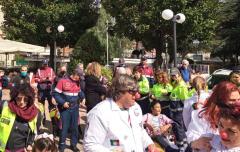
[0,118,10,125]
[134,108,139,116]
[110,139,120,146]
[64,82,71,89]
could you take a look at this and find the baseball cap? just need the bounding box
[42,59,49,64]
[170,68,180,76]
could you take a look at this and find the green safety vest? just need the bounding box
[170,80,190,101]
[0,102,37,152]
[188,88,196,97]
[138,76,150,94]
[151,83,173,100]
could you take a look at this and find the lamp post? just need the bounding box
[46,25,64,71]
[106,17,116,66]
[164,35,169,70]
[162,9,186,67]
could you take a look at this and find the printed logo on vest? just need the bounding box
[0,118,10,125]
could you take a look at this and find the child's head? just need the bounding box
[192,76,206,94]
[33,133,57,152]
[229,70,240,86]
[150,100,161,116]
[218,107,240,149]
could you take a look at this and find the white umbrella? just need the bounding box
[0,39,45,54]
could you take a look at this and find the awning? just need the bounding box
[0,39,45,54]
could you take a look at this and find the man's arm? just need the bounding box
[52,79,65,106]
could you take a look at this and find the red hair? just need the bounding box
[202,81,240,129]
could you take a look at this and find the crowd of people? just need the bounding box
[0,57,239,152]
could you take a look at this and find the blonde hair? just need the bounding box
[86,62,102,78]
[192,76,206,97]
[155,70,169,84]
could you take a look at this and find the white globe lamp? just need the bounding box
[57,25,65,33]
[162,9,174,20]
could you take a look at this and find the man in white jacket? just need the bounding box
[83,74,155,152]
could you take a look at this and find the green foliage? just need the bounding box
[101,66,113,83]
[102,0,221,62]
[69,30,106,70]
[213,0,240,64]
[0,0,99,46]
[69,7,131,70]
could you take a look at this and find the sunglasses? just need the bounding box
[128,90,138,96]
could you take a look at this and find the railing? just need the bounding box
[190,64,210,74]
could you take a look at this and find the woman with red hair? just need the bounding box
[186,81,240,151]
[202,81,240,129]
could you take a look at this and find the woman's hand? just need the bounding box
[191,137,212,151]
[25,145,32,152]
[159,124,171,134]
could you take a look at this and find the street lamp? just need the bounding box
[46,25,64,71]
[162,9,186,67]
[164,35,170,70]
[106,17,116,66]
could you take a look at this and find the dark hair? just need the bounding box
[133,66,143,74]
[32,138,57,152]
[10,83,35,107]
[150,100,160,109]
[219,106,240,123]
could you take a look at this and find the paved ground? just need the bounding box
[2,89,86,152]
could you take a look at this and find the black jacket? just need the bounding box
[0,101,41,151]
[85,75,106,112]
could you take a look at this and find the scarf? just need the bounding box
[8,101,38,121]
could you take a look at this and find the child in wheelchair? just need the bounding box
[143,100,179,152]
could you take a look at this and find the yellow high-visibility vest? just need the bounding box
[0,102,37,152]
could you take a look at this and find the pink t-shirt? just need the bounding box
[142,113,173,136]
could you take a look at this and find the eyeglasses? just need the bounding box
[15,96,29,103]
[128,90,138,96]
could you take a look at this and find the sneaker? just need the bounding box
[70,145,80,152]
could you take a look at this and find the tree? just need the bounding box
[213,0,240,65]
[102,0,221,64]
[69,7,131,70]
[0,0,100,67]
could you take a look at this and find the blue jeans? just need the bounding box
[59,105,79,150]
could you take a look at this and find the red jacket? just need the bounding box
[142,65,154,79]
[35,67,56,83]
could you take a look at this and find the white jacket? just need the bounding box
[83,98,153,152]
[183,91,210,129]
